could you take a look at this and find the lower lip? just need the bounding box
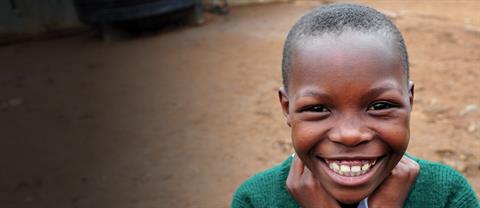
[317,156,385,187]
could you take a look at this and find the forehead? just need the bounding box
[289,32,406,94]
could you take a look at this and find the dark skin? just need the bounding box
[279,32,420,207]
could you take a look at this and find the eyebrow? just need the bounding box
[296,90,332,101]
[296,85,403,101]
[363,85,404,99]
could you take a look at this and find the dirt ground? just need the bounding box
[0,1,479,207]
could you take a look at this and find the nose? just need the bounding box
[327,116,373,147]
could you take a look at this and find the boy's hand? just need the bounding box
[286,154,340,208]
[368,155,420,208]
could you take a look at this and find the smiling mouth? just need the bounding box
[315,155,386,186]
[323,158,377,177]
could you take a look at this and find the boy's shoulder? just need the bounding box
[232,156,298,208]
[405,156,479,207]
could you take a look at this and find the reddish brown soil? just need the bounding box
[0,1,478,207]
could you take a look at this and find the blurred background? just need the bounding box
[0,0,479,207]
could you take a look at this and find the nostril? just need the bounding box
[327,128,373,146]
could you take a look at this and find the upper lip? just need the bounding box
[316,155,384,160]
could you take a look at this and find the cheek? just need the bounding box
[378,113,411,153]
[382,126,409,152]
[372,111,410,152]
[291,122,322,154]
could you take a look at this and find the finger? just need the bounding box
[397,155,419,172]
[402,155,413,162]
[397,155,411,166]
[390,156,419,183]
[287,154,305,192]
[394,155,414,171]
[294,154,305,175]
[302,164,316,180]
[302,165,321,188]
[402,155,419,167]
[401,155,420,177]
[289,154,305,178]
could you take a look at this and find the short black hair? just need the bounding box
[281,3,409,90]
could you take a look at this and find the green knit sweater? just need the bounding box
[232,156,479,208]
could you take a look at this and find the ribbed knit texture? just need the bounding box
[232,155,479,208]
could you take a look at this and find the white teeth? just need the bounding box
[340,165,350,172]
[362,163,370,171]
[325,159,377,177]
[332,163,340,172]
[351,166,361,172]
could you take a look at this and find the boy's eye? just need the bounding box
[368,102,396,111]
[304,105,329,112]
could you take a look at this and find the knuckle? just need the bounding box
[286,183,297,192]
[286,179,294,189]
[304,179,319,189]
[304,181,314,188]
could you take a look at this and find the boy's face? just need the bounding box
[279,32,414,204]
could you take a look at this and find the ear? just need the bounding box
[408,80,414,110]
[278,87,291,127]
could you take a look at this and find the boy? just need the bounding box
[232,3,479,208]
